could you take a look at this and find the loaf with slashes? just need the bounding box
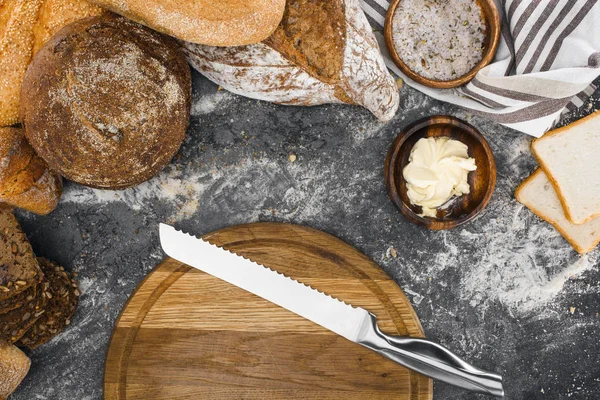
[183,0,400,122]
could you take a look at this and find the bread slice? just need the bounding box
[0,284,36,314]
[0,277,48,343]
[0,342,30,399]
[532,110,600,224]
[515,169,600,254]
[0,209,43,301]
[17,258,79,349]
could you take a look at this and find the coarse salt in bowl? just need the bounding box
[384,0,501,89]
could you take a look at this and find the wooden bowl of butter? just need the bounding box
[385,116,496,230]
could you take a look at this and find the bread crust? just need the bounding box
[0,209,43,301]
[88,0,285,46]
[0,342,30,399]
[183,0,399,122]
[21,14,191,189]
[0,127,62,215]
[515,169,600,254]
[0,0,103,127]
[531,109,600,225]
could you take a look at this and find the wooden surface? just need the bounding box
[104,223,432,399]
[385,116,496,230]
[384,0,501,89]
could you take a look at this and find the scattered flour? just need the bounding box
[60,128,598,317]
[411,200,599,316]
[62,163,226,222]
[60,157,331,224]
[191,89,235,116]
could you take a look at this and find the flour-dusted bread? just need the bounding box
[21,14,191,189]
[183,0,399,122]
[88,0,285,46]
[0,0,103,127]
[516,169,600,254]
[0,127,62,215]
[532,110,600,224]
[0,209,42,301]
[0,342,30,399]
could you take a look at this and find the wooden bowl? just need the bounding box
[384,0,501,89]
[385,116,496,230]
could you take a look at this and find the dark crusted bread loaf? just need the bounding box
[183,0,399,121]
[21,13,191,189]
[0,209,42,301]
[17,258,79,349]
[0,127,62,215]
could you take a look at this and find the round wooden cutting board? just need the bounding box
[104,223,432,400]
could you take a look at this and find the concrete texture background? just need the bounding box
[10,71,600,399]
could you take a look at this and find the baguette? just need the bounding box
[531,110,600,224]
[88,0,285,46]
[515,169,600,254]
[183,0,399,122]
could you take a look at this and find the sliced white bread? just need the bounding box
[515,169,600,254]
[532,109,600,224]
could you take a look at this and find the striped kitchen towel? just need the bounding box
[361,0,600,137]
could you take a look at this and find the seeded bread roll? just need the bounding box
[0,127,62,215]
[17,258,79,349]
[0,342,30,399]
[21,13,191,189]
[0,209,42,301]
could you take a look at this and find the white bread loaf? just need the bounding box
[532,110,600,224]
[515,169,600,254]
[0,342,30,399]
[183,0,399,122]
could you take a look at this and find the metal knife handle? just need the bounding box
[358,313,504,397]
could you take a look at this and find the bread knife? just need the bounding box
[159,223,504,397]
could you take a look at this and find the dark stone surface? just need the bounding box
[10,71,600,400]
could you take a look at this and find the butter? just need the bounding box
[402,137,477,217]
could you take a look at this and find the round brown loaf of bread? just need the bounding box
[20,13,191,189]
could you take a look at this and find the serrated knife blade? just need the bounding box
[159,223,504,397]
